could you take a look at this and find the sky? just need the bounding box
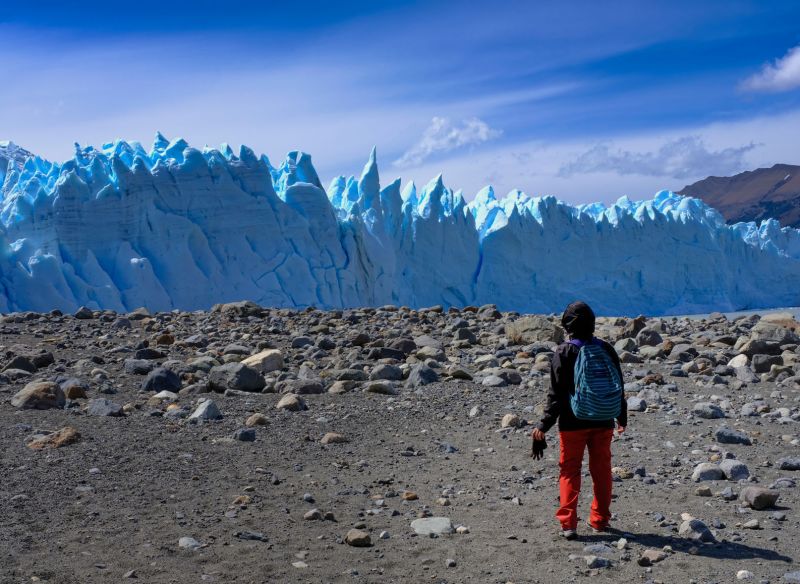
[2,0,800,204]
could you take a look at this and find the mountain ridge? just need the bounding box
[679,163,800,228]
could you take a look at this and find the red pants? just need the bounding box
[557,428,613,530]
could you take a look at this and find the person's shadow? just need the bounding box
[580,528,793,563]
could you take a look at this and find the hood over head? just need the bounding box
[561,301,595,340]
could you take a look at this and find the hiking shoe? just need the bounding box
[560,529,578,540]
[586,521,607,533]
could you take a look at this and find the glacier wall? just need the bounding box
[1,135,799,316]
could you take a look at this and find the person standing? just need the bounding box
[531,301,627,539]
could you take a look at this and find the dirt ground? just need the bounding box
[1,306,798,583]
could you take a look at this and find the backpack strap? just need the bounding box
[568,337,598,348]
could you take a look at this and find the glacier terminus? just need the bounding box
[1,135,799,316]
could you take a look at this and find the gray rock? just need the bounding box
[506,316,564,344]
[410,517,454,536]
[278,379,324,395]
[614,338,637,353]
[364,382,399,395]
[186,356,219,373]
[584,555,611,569]
[627,396,647,412]
[777,457,800,471]
[86,398,123,417]
[10,382,65,410]
[669,344,698,361]
[370,364,403,381]
[719,459,750,481]
[740,486,780,510]
[734,366,760,383]
[752,354,783,374]
[329,369,368,382]
[134,347,166,360]
[124,359,156,375]
[189,399,222,421]
[638,345,665,360]
[178,536,203,550]
[74,306,94,319]
[693,402,724,419]
[636,327,663,347]
[482,375,507,387]
[453,327,477,344]
[750,320,800,344]
[406,364,439,387]
[222,343,250,356]
[233,428,256,442]
[2,355,36,373]
[784,571,800,583]
[291,336,313,348]
[715,426,752,445]
[692,463,724,482]
[413,334,443,349]
[678,518,716,542]
[770,477,796,489]
[141,367,182,392]
[208,362,265,393]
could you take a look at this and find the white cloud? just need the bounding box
[392,109,800,205]
[558,136,758,179]
[393,117,502,168]
[742,44,800,92]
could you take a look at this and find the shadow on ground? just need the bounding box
[579,528,794,563]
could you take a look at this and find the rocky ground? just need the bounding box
[1,301,800,584]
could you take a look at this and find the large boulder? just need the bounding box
[212,300,264,317]
[276,393,307,412]
[241,349,283,373]
[715,426,752,445]
[737,338,782,357]
[740,486,779,510]
[693,402,724,419]
[719,459,750,481]
[141,367,182,393]
[11,382,65,409]
[749,317,800,345]
[636,327,663,347]
[506,316,564,345]
[678,518,716,543]
[752,354,783,374]
[86,398,124,417]
[209,362,266,393]
[619,316,647,340]
[189,399,223,421]
[692,463,724,482]
[406,364,439,388]
[2,355,37,373]
[410,517,454,536]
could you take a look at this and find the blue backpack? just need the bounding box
[569,338,623,421]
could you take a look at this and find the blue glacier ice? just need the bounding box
[1,136,799,316]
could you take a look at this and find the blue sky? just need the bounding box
[2,0,800,203]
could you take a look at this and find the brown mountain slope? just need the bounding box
[678,164,800,227]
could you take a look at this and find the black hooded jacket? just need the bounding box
[536,302,627,433]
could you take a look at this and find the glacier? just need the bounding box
[1,135,799,316]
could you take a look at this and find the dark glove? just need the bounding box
[531,435,547,460]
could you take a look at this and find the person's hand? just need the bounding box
[616,426,625,435]
[532,428,546,441]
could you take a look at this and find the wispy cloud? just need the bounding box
[393,117,501,168]
[742,44,800,92]
[558,136,758,179]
